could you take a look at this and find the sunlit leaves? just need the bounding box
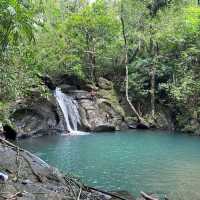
[0,0,36,51]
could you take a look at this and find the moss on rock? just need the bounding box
[97,88,125,118]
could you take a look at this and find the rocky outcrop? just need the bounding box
[177,117,200,135]
[2,124,17,140]
[39,75,56,91]
[66,78,126,132]
[98,77,113,90]
[8,76,128,138]
[9,96,63,139]
[0,139,136,200]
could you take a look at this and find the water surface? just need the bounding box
[19,130,200,199]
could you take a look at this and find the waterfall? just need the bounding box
[54,87,84,135]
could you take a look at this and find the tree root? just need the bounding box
[0,138,44,182]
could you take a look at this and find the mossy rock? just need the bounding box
[125,117,138,124]
[181,119,200,135]
[98,77,113,90]
[97,88,125,117]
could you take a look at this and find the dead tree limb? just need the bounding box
[77,187,82,200]
[86,186,128,200]
[120,3,149,128]
[140,191,159,200]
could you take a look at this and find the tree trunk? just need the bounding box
[150,64,155,119]
[91,44,96,82]
[120,5,149,128]
[125,65,142,121]
[85,30,95,82]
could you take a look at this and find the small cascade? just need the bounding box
[54,88,85,135]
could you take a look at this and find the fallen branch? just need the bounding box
[77,187,82,200]
[63,175,78,198]
[86,186,128,200]
[140,191,159,200]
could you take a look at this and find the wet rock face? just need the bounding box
[9,76,127,138]
[54,74,87,90]
[10,97,61,139]
[2,125,17,140]
[52,76,126,132]
[65,90,124,132]
[52,75,126,132]
[71,82,126,132]
[40,75,56,90]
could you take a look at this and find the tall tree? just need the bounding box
[120,1,149,127]
[65,0,120,81]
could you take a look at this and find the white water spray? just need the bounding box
[54,88,86,135]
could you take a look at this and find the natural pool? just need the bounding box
[19,130,200,199]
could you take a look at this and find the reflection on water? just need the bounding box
[19,130,200,199]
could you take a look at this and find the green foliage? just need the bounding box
[117,0,200,131]
[0,0,45,102]
[0,0,36,51]
[64,0,120,79]
[0,101,9,124]
[185,6,200,33]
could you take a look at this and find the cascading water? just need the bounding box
[54,87,85,135]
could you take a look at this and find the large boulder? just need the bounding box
[93,124,116,132]
[181,118,200,135]
[9,96,63,139]
[77,88,126,132]
[2,124,17,140]
[154,111,175,131]
[125,117,138,129]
